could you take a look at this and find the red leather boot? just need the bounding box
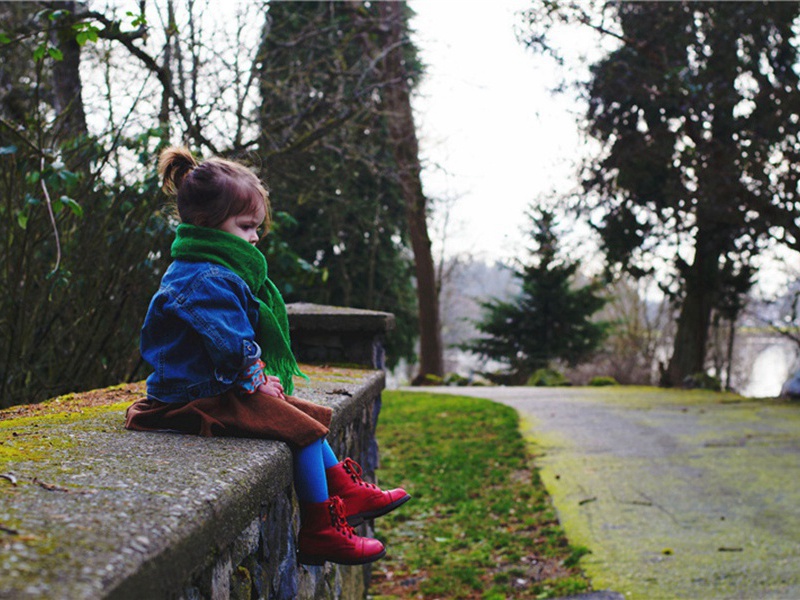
[297,496,386,566]
[326,458,411,526]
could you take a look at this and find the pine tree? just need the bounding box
[467,210,608,383]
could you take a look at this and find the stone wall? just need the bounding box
[0,305,394,600]
[287,303,396,370]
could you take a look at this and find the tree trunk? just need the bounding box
[663,230,721,387]
[725,316,736,391]
[50,1,88,141]
[377,1,444,383]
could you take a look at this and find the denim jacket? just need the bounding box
[140,260,263,403]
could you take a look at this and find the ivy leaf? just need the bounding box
[60,196,83,217]
[126,11,147,28]
[73,21,100,46]
[58,169,80,191]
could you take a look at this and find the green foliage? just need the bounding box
[72,21,100,47]
[258,211,327,297]
[588,376,619,387]
[466,209,608,381]
[373,391,590,598]
[527,368,571,387]
[0,128,172,407]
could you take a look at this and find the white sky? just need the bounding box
[410,0,589,263]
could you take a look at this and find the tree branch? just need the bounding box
[87,11,220,154]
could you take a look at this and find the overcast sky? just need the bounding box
[409,0,590,264]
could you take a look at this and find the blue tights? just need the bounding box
[293,438,340,503]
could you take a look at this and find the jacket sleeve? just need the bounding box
[167,269,262,387]
[235,359,268,395]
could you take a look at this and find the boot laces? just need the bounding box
[328,496,355,539]
[342,458,378,490]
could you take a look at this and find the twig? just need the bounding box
[0,473,18,486]
[39,156,61,275]
[33,477,70,493]
[0,117,43,154]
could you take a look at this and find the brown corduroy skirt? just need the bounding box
[125,389,332,448]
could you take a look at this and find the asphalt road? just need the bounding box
[419,386,800,600]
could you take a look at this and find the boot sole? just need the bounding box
[297,546,387,566]
[347,493,411,527]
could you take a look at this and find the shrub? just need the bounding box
[527,368,571,387]
[588,376,619,386]
[444,373,470,387]
[683,372,722,391]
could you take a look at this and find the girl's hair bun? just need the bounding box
[158,146,198,196]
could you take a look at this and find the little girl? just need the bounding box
[126,147,409,566]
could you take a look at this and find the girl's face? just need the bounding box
[218,204,267,245]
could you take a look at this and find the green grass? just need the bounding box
[370,391,590,599]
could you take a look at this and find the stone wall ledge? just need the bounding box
[287,303,395,333]
[0,365,385,600]
[287,303,395,370]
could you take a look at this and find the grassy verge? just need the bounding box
[369,391,590,599]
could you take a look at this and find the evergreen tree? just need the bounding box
[256,1,419,367]
[467,210,608,383]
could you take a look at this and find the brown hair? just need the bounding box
[157,146,271,233]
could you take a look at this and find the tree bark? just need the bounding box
[662,229,721,386]
[50,1,88,140]
[377,1,444,383]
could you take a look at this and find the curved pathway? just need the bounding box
[419,386,800,600]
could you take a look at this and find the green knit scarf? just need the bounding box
[171,223,307,395]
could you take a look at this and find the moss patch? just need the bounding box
[0,383,142,470]
[515,387,800,599]
[0,382,144,424]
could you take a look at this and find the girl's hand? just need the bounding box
[258,377,285,399]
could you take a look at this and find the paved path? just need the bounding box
[418,386,800,600]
